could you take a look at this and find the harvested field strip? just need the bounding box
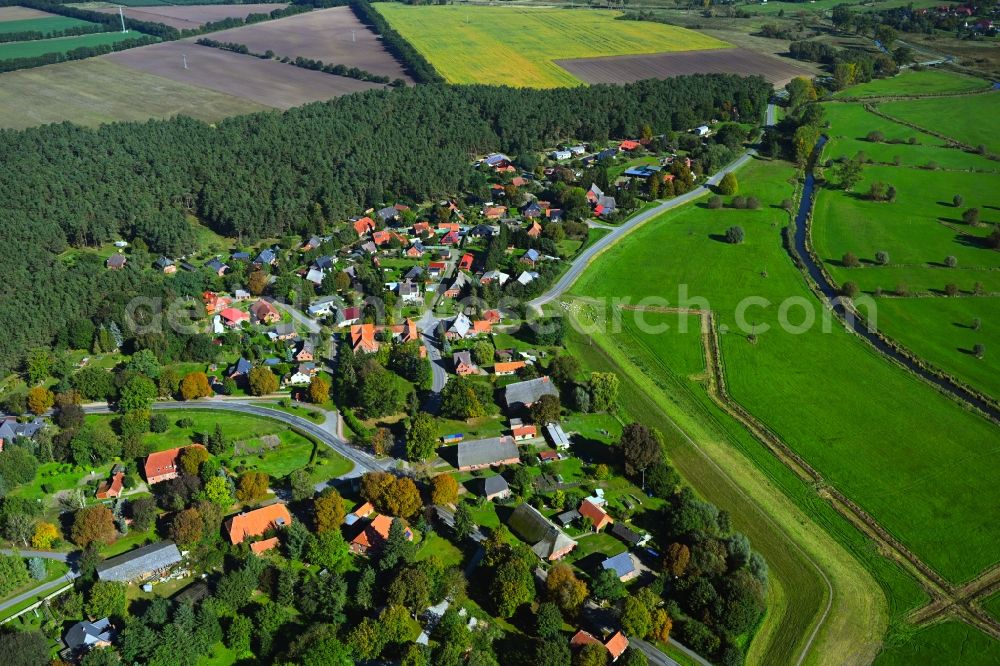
[107,42,381,109]
[91,3,288,30]
[187,7,411,82]
[0,31,140,59]
[0,6,54,21]
[556,47,810,87]
[0,58,268,130]
[374,4,728,88]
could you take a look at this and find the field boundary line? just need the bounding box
[863,101,1000,161]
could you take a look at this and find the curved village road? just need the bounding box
[81,401,394,480]
[529,103,776,312]
[0,571,79,617]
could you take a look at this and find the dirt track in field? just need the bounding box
[183,7,413,83]
[556,47,811,87]
[92,4,288,30]
[106,42,381,109]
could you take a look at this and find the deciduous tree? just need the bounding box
[406,412,437,461]
[619,422,663,477]
[546,563,588,616]
[235,471,269,504]
[180,372,212,400]
[248,367,279,396]
[26,386,53,415]
[314,488,346,533]
[430,474,458,505]
[71,505,116,548]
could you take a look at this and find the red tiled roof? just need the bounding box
[494,361,526,374]
[226,503,292,545]
[144,445,205,484]
[579,499,613,529]
[250,537,279,556]
[605,632,629,660]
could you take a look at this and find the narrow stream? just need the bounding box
[792,136,1000,421]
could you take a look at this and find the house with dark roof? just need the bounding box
[97,541,182,582]
[155,256,176,274]
[602,552,639,582]
[255,248,277,266]
[204,258,228,276]
[545,422,571,450]
[64,617,113,654]
[508,503,577,561]
[504,376,560,412]
[227,357,252,378]
[0,416,45,452]
[105,254,126,270]
[456,436,519,471]
[610,522,642,547]
[475,475,510,501]
[453,351,477,376]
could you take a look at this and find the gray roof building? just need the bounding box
[504,376,560,412]
[545,422,571,449]
[478,474,510,498]
[610,522,642,546]
[508,503,577,561]
[64,617,112,652]
[97,541,182,582]
[456,435,519,471]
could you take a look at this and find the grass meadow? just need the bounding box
[832,68,991,99]
[0,15,98,35]
[814,94,1000,400]
[874,620,1000,665]
[821,102,999,171]
[880,93,1000,154]
[570,157,1000,584]
[0,31,141,59]
[374,4,728,87]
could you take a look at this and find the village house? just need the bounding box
[227,357,252,378]
[504,376,560,412]
[251,537,280,557]
[526,221,543,238]
[352,216,376,237]
[521,248,541,267]
[350,515,413,555]
[453,351,478,376]
[349,319,420,354]
[155,257,176,274]
[294,341,315,362]
[602,552,639,582]
[95,466,125,500]
[474,475,511,501]
[510,418,537,441]
[455,435,520,471]
[570,630,629,662]
[144,445,206,485]
[226,502,293,545]
[444,271,470,299]
[250,299,280,324]
[0,416,44,452]
[63,618,113,658]
[610,522,643,548]
[255,248,277,266]
[494,360,526,376]
[204,258,228,276]
[458,253,475,271]
[203,291,231,315]
[105,254,126,270]
[97,541,183,583]
[220,307,250,328]
[545,422,571,450]
[579,499,614,532]
[508,503,577,561]
[480,270,510,286]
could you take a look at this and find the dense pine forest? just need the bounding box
[0,75,770,375]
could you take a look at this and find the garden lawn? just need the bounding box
[0,16,98,35]
[374,4,728,88]
[880,93,1000,154]
[821,102,999,171]
[570,157,1000,584]
[833,69,991,99]
[0,30,143,59]
[872,296,1000,401]
[415,532,464,567]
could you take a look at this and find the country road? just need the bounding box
[0,571,78,616]
[81,400,395,480]
[529,103,775,312]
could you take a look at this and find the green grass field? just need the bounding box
[880,93,1000,154]
[832,68,991,99]
[0,58,268,130]
[874,620,1000,665]
[0,16,98,35]
[872,297,1000,400]
[570,157,1000,584]
[374,4,729,88]
[0,31,141,59]
[821,103,999,171]
[982,589,1000,623]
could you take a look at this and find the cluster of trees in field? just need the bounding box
[760,77,826,166]
[0,75,769,375]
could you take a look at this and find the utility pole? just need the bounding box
[182,53,188,70]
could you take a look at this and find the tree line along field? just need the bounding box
[813,89,1000,401]
[0,30,142,59]
[569,157,1000,586]
[373,3,729,88]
